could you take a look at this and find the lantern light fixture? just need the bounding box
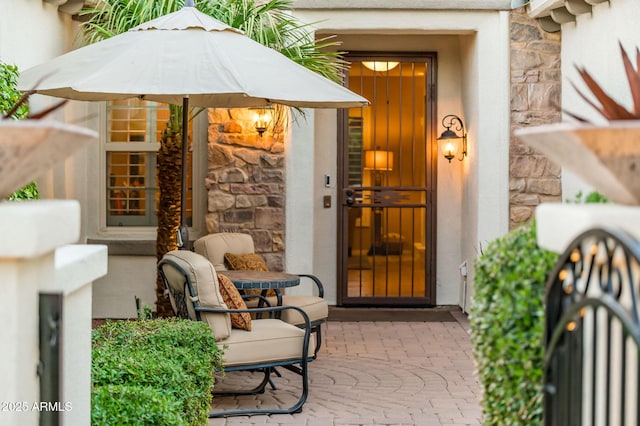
[437,114,467,163]
[250,106,273,137]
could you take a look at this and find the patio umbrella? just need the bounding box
[18,0,368,244]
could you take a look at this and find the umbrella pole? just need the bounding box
[178,96,189,250]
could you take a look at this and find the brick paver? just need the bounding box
[208,310,482,426]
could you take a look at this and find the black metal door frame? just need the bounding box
[337,52,438,307]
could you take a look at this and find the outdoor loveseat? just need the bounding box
[158,249,314,417]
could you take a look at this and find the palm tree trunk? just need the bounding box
[155,105,183,317]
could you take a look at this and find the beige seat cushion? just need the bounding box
[246,295,328,325]
[280,295,328,325]
[222,318,316,367]
[194,233,255,271]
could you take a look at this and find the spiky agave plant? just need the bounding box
[569,42,640,122]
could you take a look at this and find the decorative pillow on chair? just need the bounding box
[217,274,252,331]
[224,252,276,297]
[224,252,269,271]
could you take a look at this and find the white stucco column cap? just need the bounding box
[0,200,81,258]
[536,203,640,253]
[50,244,108,295]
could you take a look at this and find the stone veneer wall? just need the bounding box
[205,108,286,271]
[509,7,562,229]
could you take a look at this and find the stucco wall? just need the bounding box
[291,9,511,307]
[557,0,640,199]
[1,3,99,244]
[92,256,157,318]
[0,1,74,71]
[459,13,511,312]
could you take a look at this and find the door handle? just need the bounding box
[344,189,355,205]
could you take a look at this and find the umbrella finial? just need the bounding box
[184,0,195,7]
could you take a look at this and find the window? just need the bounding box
[106,99,192,227]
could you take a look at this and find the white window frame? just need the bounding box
[92,101,207,241]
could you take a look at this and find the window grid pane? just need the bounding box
[106,100,192,227]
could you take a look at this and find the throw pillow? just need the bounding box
[224,252,276,298]
[217,273,252,331]
[224,252,269,271]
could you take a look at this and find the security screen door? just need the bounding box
[338,53,437,306]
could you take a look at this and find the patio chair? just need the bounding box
[157,249,313,418]
[193,232,328,356]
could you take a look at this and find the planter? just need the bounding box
[515,121,640,205]
[0,120,97,200]
[536,203,640,253]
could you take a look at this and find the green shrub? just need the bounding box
[470,221,557,425]
[567,190,609,204]
[1,61,38,200]
[92,385,186,426]
[92,319,224,425]
[7,182,39,200]
[0,62,28,119]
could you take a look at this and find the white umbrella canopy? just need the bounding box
[18,5,368,109]
[18,2,368,244]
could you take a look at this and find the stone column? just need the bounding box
[206,108,286,270]
[510,7,562,228]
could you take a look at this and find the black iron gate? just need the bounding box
[544,227,640,426]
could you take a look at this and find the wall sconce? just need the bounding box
[362,61,399,72]
[437,114,467,163]
[250,106,273,137]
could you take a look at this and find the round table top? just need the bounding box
[219,270,300,290]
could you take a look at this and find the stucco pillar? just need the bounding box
[0,200,107,426]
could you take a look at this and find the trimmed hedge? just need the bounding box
[92,385,185,426]
[92,319,224,425]
[470,221,557,425]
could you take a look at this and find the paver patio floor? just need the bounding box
[208,309,482,426]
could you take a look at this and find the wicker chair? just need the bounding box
[193,232,328,356]
[158,249,313,418]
